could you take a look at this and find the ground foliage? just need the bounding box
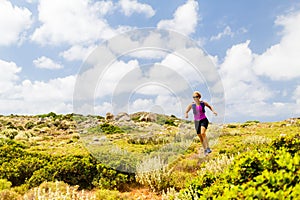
[0,114,299,199]
[180,134,300,199]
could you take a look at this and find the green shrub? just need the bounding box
[227,124,237,128]
[89,123,124,134]
[0,156,48,186]
[180,134,300,199]
[93,164,132,190]
[4,122,17,129]
[0,139,133,191]
[164,119,177,126]
[38,112,60,119]
[27,155,98,189]
[0,189,21,200]
[25,121,35,129]
[245,120,260,123]
[91,146,140,173]
[0,179,12,191]
[95,189,123,200]
[169,171,194,190]
[271,134,300,155]
[0,129,18,139]
[0,139,50,186]
[27,155,133,190]
[16,125,25,131]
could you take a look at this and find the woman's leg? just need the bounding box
[195,121,205,149]
[197,133,205,149]
[201,126,209,149]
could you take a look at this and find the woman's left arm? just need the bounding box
[204,101,217,116]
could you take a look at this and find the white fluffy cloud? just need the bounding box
[293,85,300,105]
[60,45,97,61]
[253,10,300,80]
[0,75,76,115]
[94,0,115,16]
[0,59,21,94]
[129,98,154,113]
[20,76,75,102]
[218,41,273,119]
[128,95,182,117]
[219,31,300,121]
[210,26,234,41]
[0,0,32,46]
[219,41,269,104]
[31,0,116,45]
[217,9,300,121]
[95,59,140,97]
[118,0,155,18]
[0,59,76,114]
[33,56,63,69]
[157,0,199,36]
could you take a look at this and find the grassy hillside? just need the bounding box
[0,113,299,199]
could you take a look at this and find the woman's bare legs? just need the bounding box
[201,126,209,149]
[197,133,206,149]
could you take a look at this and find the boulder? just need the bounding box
[115,112,131,122]
[105,112,114,121]
[139,112,157,122]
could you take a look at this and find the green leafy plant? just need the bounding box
[180,134,300,199]
[89,123,124,134]
[0,179,12,191]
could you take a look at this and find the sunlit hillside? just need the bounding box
[0,113,299,199]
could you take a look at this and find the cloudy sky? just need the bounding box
[0,0,300,122]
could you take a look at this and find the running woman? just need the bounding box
[185,91,217,156]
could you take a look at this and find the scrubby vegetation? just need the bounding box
[179,135,300,199]
[0,113,299,199]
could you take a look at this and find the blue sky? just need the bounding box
[0,0,300,122]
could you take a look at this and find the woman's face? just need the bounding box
[193,94,200,102]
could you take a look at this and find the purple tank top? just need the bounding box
[193,104,206,121]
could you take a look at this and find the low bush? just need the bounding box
[227,124,238,128]
[0,138,133,191]
[243,135,271,145]
[180,134,300,199]
[0,189,21,200]
[165,119,177,126]
[135,156,173,193]
[88,123,124,134]
[0,129,18,139]
[128,134,168,145]
[91,146,140,173]
[25,121,35,129]
[26,155,98,189]
[23,181,96,200]
[95,189,123,200]
[93,163,133,190]
[0,179,12,191]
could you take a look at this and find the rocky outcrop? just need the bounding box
[139,112,157,122]
[105,112,114,121]
[115,112,131,122]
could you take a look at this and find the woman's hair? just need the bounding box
[193,91,201,98]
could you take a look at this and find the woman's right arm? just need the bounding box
[185,104,192,118]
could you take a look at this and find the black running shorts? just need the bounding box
[194,118,209,133]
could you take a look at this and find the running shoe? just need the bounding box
[206,148,212,154]
[204,149,209,156]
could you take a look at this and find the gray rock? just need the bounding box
[115,112,131,121]
[105,112,114,121]
[139,112,157,122]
